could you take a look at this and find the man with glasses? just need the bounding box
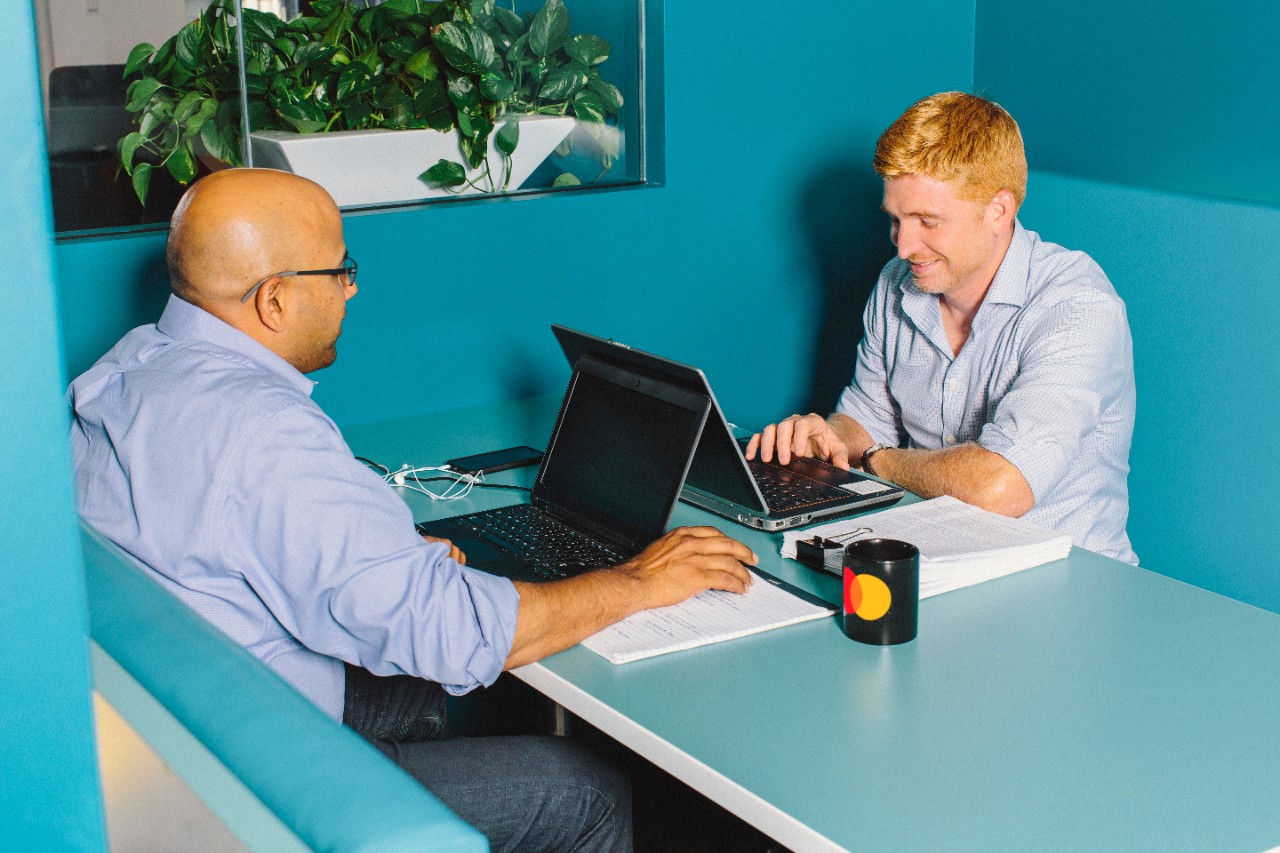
[69,168,755,852]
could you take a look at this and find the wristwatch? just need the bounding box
[860,443,888,475]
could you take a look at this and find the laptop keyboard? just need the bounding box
[747,459,854,511]
[450,504,626,580]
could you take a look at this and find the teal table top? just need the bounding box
[343,396,1280,853]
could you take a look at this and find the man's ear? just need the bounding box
[986,189,1018,232]
[252,276,288,333]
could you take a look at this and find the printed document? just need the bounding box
[582,569,834,665]
[781,495,1072,598]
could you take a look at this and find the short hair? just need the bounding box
[874,92,1027,207]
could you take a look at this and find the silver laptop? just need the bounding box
[553,325,904,532]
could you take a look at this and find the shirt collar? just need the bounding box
[982,219,1033,308]
[155,294,317,396]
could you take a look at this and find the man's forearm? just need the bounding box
[864,442,1034,517]
[504,569,644,669]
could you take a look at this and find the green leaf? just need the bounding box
[125,77,164,113]
[529,0,570,57]
[380,0,421,15]
[200,119,235,163]
[435,22,497,75]
[336,62,373,101]
[184,97,218,137]
[124,43,156,77]
[118,132,146,173]
[422,109,455,132]
[240,8,281,43]
[293,41,338,65]
[414,79,450,115]
[174,20,204,70]
[495,118,519,155]
[277,102,328,133]
[551,172,581,187]
[375,81,411,108]
[422,159,467,187]
[479,70,514,101]
[506,32,529,63]
[166,144,197,184]
[572,91,605,123]
[131,162,153,205]
[538,66,587,101]
[457,109,475,138]
[405,47,438,81]
[565,34,609,66]
[493,6,524,38]
[343,102,373,129]
[587,76,624,114]
[173,89,204,124]
[447,75,479,112]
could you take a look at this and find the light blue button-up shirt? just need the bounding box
[69,295,519,719]
[838,221,1138,564]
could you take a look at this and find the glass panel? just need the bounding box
[39,0,651,238]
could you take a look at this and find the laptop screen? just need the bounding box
[535,355,710,552]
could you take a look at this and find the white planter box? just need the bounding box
[248,114,577,207]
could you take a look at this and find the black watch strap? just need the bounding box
[861,443,888,475]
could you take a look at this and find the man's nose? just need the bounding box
[895,222,921,259]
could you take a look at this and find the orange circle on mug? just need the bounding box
[854,574,892,621]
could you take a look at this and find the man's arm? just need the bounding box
[862,443,1034,517]
[745,412,1034,517]
[504,526,756,668]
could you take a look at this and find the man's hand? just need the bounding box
[745,413,854,470]
[616,526,756,611]
[504,526,756,668]
[420,534,466,565]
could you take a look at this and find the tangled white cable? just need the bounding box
[382,464,483,501]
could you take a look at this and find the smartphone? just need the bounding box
[446,445,544,475]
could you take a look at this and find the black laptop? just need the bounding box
[552,325,905,532]
[416,354,711,582]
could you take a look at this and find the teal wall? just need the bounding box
[55,1,975,431]
[1,2,106,849]
[974,1,1280,207]
[1019,174,1280,611]
[976,0,1280,609]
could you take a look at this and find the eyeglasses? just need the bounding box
[240,255,358,303]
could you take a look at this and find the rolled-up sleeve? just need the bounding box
[218,401,519,695]
[978,288,1133,503]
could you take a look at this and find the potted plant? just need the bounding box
[118,0,623,206]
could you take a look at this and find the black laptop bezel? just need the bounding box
[529,353,712,555]
[551,324,905,530]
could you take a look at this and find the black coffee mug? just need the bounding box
[842,538,919,645]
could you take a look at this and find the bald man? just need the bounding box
[69,168,755,852]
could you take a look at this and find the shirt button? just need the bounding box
[944,433,956,445]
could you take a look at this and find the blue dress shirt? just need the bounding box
[69,295,519,719]
[837,221,1138,564]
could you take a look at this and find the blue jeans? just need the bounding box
[344,665,631,852]
[366,734,632,853]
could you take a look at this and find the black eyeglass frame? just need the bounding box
[240,255,358,303]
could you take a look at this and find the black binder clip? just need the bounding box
[794,536,848,576]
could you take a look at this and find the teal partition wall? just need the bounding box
[54,0,975,431]
[0,2,106,850]
[1019,173,1280,614]
[974,0,1280,207]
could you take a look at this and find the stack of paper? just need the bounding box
[581,570,835,665]
[781,495,1072,599]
